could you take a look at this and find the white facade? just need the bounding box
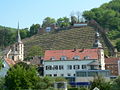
[18,43,24,61]
[118,60,120,75]
[0,60,10,77]
[73,23,87,27]
[46,27,51,32]
[44,60,99,77]
[98,49,105,70]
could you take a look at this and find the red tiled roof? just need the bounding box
[5,58,16,66]
[44,49,99,60]
[105,58,120,64]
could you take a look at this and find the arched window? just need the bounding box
[60,56,67,60]
[73,56,80,60]
[84,56,90,59]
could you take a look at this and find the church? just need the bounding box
[5,23,24,61]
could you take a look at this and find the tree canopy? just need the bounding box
[29,24,40,36]
[83,0,120,51]
[57,17,70,28]
[4,62,67,89]
[83,0,120,31]
[5,64,40,89]
[25,45,44,60]
[42,17,56,28]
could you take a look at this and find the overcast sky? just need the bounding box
[0,0,111,29]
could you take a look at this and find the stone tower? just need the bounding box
[93,31,102,48]
[93,31,105,70]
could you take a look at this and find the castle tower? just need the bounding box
[93,31,102,48]
[93,31,105,70]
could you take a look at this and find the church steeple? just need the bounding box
[17,22,22,43]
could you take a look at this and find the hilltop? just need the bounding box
[23,26,106,57]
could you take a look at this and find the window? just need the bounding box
[88,71,98,77]
[2,64,5,68]
[12,56,14,60]
[50,57,56,60]
[59,65,64,70]
[53,65,58,70]
[67,73,71,76]
[73,65,80,70]
[90,65,95,70]
[73,56,80,60]
[73,74,76,76]
[84,56,90,59]
[54,74,57,76]
[60,56,67,60]
[46,66,52,70]
[76,72,87,77]
[61,74,64,76]
[82,65,86,69]
[67,65,72,70]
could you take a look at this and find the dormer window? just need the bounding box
[84,56,90,59]
[73,56,80,60]
[50,57,56,60]
[60,56,67,60]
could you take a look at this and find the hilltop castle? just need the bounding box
[5,23,24,61]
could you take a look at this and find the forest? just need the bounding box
[83,0,120,51]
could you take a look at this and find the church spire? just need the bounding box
[17,22,22,43]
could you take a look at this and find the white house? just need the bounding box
[0,58,15,77]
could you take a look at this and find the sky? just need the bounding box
[0,0,111,29]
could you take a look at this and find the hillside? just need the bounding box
[23,26,105,57]
[0,25,18,48]
[83,0,120,52]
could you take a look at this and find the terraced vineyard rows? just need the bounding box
[23,26,105,56]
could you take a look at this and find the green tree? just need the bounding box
[0,77,5,89]
[42,17,56,28]
[110,76,120,90]
[5,64,40,89]
[20,28,29,39]
[90,76,111,90]
[0,50,4,70]
[30,24,40,36]
[26,45,44,60]
[83,0,120,30]
[55,77,67,82]
[0,28,16,48]
[70,16,78,25]
[57,17,70,28]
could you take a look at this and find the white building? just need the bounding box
[44,59,100,77]
[0,58,15,77]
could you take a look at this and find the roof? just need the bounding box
[44,49,99,60]
[105,58,120,64]
[4,58,16,66]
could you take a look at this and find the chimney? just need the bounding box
[72,48,76,52]
[80,48,85,52]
